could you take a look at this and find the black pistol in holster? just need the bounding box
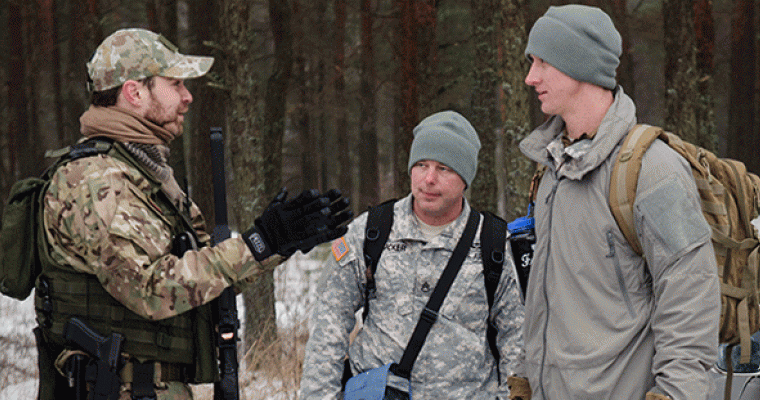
[62,317,125,400]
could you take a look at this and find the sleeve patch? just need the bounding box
[637,177,710,255]
[331,237,349,262]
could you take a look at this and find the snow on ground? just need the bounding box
[0,248,329,400]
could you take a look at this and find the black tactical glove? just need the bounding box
[243,188,353,261]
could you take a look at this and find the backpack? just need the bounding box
[0,138,113,300]
[531,124,760,366]
[613,125,760,365]
[360,199,507,377]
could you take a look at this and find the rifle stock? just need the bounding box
[210,127,240,400]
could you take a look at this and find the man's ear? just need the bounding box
[119,80,146,107]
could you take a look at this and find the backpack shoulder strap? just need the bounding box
[392,210,481,380]
[529,164,547,204]
[361,199,396,321]
[480,210,507,382]
[480,211,506,311]
[609,124,667,256]
[42,137,115,179]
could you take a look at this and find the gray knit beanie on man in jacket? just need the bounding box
[525,4,622,90]
[407,111,481,188]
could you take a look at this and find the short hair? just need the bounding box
[89,76,156,107]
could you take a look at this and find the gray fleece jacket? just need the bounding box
[518,87,720,400]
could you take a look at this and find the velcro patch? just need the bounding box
[332,237,349,262]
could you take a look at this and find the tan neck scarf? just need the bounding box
[80,105,175,145]
[79,105,186,207]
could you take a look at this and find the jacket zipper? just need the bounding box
[538,168,562,399]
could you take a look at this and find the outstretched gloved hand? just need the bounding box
[243,188,353,261]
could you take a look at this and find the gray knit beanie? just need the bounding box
[525,5,622,90]
[408,111,481,187]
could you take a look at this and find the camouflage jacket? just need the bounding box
[42,142,282,320]
[300,195,525,400]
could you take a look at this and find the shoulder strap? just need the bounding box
[481,211,507,310]
[529,163,547,204]
[480,210,506,382]
[362,199,396,321]
[43,137,115,179]
[392,210,481,380]
[609,124,667,256]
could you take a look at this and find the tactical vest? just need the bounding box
[34,140,217,383]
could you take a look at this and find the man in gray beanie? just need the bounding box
[517,5,719,400]
[300,110,527,400]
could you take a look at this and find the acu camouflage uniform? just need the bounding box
[300,195,525,400]
[37,141,281,400]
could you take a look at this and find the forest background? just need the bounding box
[1,0,759,397]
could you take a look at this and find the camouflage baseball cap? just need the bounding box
[87,28,214,92]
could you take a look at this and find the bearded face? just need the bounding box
[143,76,192,137]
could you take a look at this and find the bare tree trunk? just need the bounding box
[240,0,293,352]
[61,0,101,146]
[500,0,532,222]
[0,0,25,211]
[606,0,634,100]
[663,0,701,147]
[416,0,437,117]
[292,1,308,192]
[693,0,716,151]
[395,0,418,196]
[314,1,328,192]
[216,0,268,355]
[333,0,351,196]
[186,0,223,225]
[358,0,379,211]
[148,0,178,41]
[22,1,44,178]
[318,61,329,191]
[727,0,757,173]
[6,2,24,182]
[39,0,64,149]
[470,0,500,213]
[293,53,312,190]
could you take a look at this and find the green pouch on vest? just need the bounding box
[0,177,46,300]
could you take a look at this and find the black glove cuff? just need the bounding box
[242,225,274,261]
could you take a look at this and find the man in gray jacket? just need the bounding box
[518,5,720,400]
[299,111,526,399]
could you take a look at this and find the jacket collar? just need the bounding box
[519,86,637,180]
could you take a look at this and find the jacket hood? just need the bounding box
[519,86,637,181]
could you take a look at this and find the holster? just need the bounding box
[34,327,78,400]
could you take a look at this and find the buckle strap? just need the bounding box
[120,360,190,384]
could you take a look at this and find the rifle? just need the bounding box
[62,317,125,400]
[210,127,240,400]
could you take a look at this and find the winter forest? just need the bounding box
[1,0,759,398]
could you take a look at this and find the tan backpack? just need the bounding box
[610,124,760,366]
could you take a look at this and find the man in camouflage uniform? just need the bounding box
[35,28,351,400]
[299,111,527,400]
